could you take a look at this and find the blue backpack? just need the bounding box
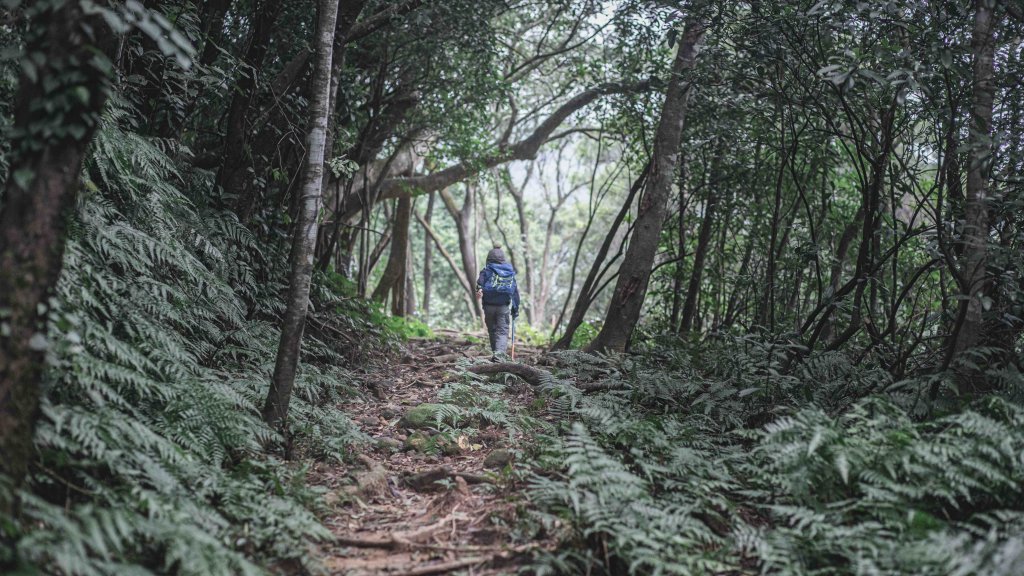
[482,263,517,301]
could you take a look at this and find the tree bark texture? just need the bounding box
[587,17,706,353]
[263,0,339,429]
[950,0,997,363]
[0,1,113,520]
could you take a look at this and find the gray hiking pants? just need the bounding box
[483,303,511,354]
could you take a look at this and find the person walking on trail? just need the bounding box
[476,245,520,361]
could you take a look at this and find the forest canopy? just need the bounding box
[1,0,1024,574]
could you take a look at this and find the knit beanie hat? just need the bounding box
[486,245,507,264]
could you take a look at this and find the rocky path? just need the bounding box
[312,334,553,575]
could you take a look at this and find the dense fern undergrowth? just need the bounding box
[5,107,393,575]
[525,342,1024,575]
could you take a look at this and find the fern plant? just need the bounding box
[10,103,371,575]
[526,338,1024,576]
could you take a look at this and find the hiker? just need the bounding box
[476,246,520,361]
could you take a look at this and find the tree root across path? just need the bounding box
[403,466,492,491]
[335,514,463,550]
[467,362,552,385]
[469,361,628,392]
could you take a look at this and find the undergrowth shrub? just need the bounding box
[7,105,377,575]
[527,338,1024,575]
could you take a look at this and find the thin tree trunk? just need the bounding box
[405,234,417,316]
[587,16,706,353]
[723,236,754,328]
[371,196,412,314]
[263,0,339,429]
[422,192,435,319]
[441,186,483,322]
[680,186,719,334]
[950,0,997,369]
[415,209,478,321]
[551,162,649,350]
[820,214,861,344]
[506,166,536,324]
[0,1,113,521]
[669,155,688,332]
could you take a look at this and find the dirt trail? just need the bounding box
[312,334,552,575]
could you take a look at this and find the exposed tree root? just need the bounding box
[403,466,492,491]
[350,454,389,499]
[392,556,489,576]
[467,362,552,385]
[336,515,456,550]
[468,361,628,392]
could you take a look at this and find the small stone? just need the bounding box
[358,415,378,427]
[379,405,401,419]
[484,449,514,469]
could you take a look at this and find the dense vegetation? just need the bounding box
[1,0,1022,574]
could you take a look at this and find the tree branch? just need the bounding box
[343,0,426,45]
[374,79,653,201]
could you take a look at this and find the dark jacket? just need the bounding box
[477,262,521,314]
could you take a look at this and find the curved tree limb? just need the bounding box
[333,79,653,221]
[378,79,652,200]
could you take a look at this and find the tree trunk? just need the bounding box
[0,1,113,521]
[550,162,649,350]
[219,0,283,222]
[371,196,412,315]
[950,0,997,367]
[587,16,706,353]
[422,192,435,319]
[680,185,718,334]
[415,209,478,320]
[669,155,688,332]
[441,186,483,323]
[404,235,417,317]
[197,0,232,68]
[506,167,536,325]
[263,0,339,430]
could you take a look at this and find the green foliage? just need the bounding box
[526,339,1024,575]
[383,315,434,340]
[570,321,600,350]
[10,107,373,574]
[514,322,551,347]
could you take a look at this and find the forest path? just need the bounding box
[311,333,552,575]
